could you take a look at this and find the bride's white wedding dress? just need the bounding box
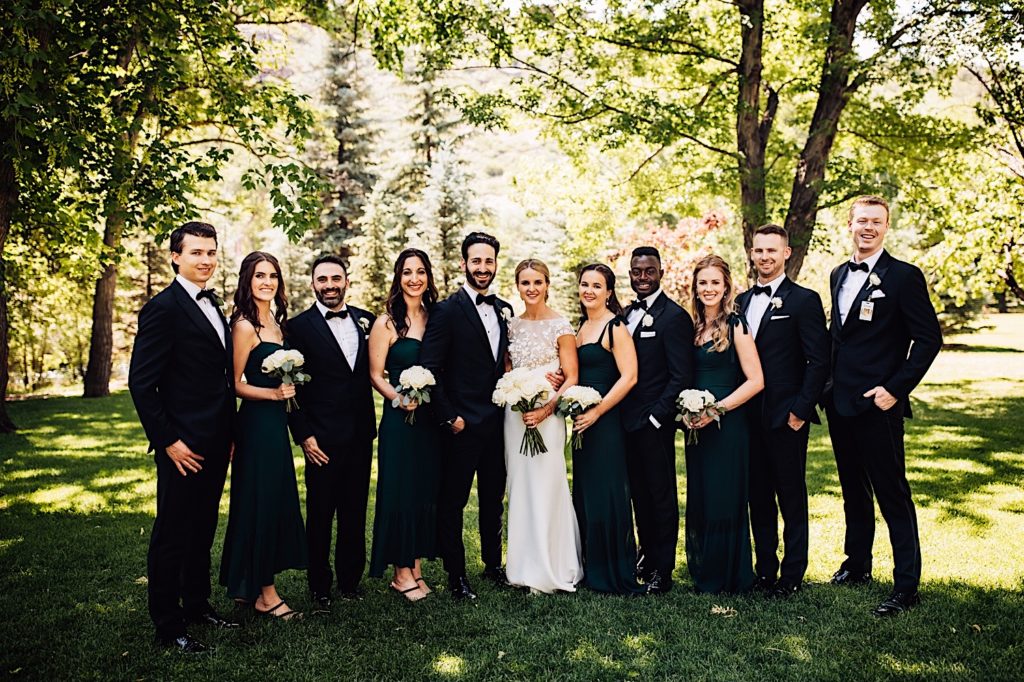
[504,316,583,593]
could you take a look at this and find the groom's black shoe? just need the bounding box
[830,569,872,586]
[311,593,332,615]
[449,576,478,600]
[481,566,510,587]
[753,575,777,594]
[644,570,672,595]
[872,590,919,617]
[770,580,802,599]
[186,608,239,629]
[156,633,208,654]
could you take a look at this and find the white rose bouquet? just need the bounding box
[393,365,435,425]
[555,385,603,450]
[492,367,551,456]
[675,388,726,445]
[261,348,311,413]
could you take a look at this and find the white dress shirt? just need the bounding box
[626,288,664,334]
[838,249,884,324]
[745,273,786,339]
[316,301,359,370]
[463,282,500,360]
[175,274,225,347]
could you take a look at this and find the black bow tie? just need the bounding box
[751,285,772,297]
[847,261,870,273]
[629,299,648,312]
[325,309,349,320]
[195,288,218,303]
[475,293,497,306]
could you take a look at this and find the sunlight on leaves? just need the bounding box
[432,653,465,677]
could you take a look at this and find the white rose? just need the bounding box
[399,365,435,390]
[642,314,655,327]
[869,272,882,287]
[771,297,783,310]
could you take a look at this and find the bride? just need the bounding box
[504,258,584,593]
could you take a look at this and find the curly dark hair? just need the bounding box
[578,263,625,319]
[230,251,288,334]
[386,248,439,338]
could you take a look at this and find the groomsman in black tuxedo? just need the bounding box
[825,195,942,617]
[287,255,376,612]
[621,246,694,594]
[736,224,829,599]
[129,222,238,653]
[420,232,513,600]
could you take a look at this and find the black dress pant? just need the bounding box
[827,404,922,592]
[305,438,373,595]
[148,447,229,640]
[625,423,679,579]
[749,420,810,584]
[437,421,506,579]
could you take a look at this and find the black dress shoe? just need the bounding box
[481,566,510,586]
[770,581,802,599]
[448,576,478,600]
[156,633,208,653]
[338,586,365,601]
[830,569,872,586]
[753,575,777,593]
[873,590,920,617]
[311,593,332,614]
[644,570,672,595]
[187,609,240,629]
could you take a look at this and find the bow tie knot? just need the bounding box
[629,299,648,312]
[475,293,497,306]
[751,285,772,297]
[325,309,349,320]
[195,288,219,303]
[847,261,870,273]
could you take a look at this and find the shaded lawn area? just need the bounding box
[2,316,1023,680]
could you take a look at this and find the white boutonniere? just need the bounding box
[357,317,370,332]
[770,297,783,310]
[642,313,655,328]
[499,306,512,321]
[868,272,882,287]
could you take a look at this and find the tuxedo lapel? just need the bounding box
[307,304,352,374]
[350,308,369,370]
[830,265,846,336]
[633,292,668,340]
[496,301,510,369]
[456,288,493,352]
[756,277,791,339]
[171,280,226,350]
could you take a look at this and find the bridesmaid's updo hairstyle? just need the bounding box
[386,248,439,339]
[514,259,551,301]
[231,251,288,333]
[578,263,625,319]
[691,254,736,353]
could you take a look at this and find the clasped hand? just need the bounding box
[273,383,296,401]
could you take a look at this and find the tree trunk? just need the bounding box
[783,0,867,279]
[0,120,17,432]
[83,209,125,397]
[736,0,768,257]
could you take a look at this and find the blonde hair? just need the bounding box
[847,195,890,222]
[691,254,736,353]
[514,259,551,301]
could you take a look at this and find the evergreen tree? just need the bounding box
[348,181,406,313]
[410,147,474,296]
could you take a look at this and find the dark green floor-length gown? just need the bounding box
[369,337,441,576]
[220,340,307,601]
[685,315,755,594]
[572,318,644,595]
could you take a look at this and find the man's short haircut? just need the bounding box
[169,222,217,273]
[312,254,348,278]
[754,224,789,243]
[630,246,662,264]
[461,232,500,261]
[848,195,890,222]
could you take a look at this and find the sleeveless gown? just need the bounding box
[369,337,441,575]
[685,315,755,593]
[573,318,643,595]
[219,340,307,601]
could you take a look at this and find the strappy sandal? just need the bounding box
[415,577,432,594]
[390,582,426,602]
[256,600,303,621]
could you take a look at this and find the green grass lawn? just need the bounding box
[2,315,1023,680]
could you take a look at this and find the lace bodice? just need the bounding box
[508,316,575,371]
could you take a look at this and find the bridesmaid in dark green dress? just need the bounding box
[572,264,644,595]
[368,248,441,602]
[220,252,307,620]
[684,255,765,594]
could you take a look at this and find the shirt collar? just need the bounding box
[175,274,205,300]
[316,301,348,318]
[641,288,663,307]
[463,282,489,304]
[755,273,787,294]
[851,249,884,271]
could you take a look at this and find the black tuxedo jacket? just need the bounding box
[287,304,377,448]
[419,287,512,429]
[737,277,830,429]
[620,292,694,432]
[128,280,235,455]
[825,250,942,418]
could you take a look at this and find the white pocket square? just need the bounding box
[640,331,657,338]
[869,290,886,300]
[770,315,790,320]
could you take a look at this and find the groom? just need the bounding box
[622,246,694,594]
[420,232,513,600]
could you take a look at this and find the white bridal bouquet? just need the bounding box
[261,348,311,412]
[555,386,603,450]
[394,365,435,425]
[675,389,726,445]
[492,367,551,456]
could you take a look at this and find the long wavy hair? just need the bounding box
[386,248,439,338]
[578,263,625,320]
[230,251,288,333]
[514,258,551,302]
[691,254,735,352]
